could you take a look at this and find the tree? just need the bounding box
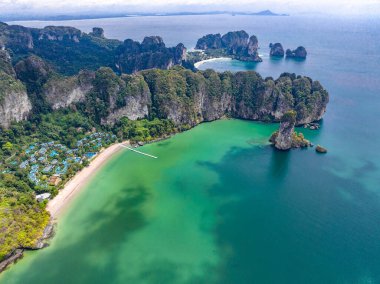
[2,141,13,152]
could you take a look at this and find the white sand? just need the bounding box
[194,57,231,68]
[47,141,129,219]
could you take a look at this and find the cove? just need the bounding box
[2,119,380,283]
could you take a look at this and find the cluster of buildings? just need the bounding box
[3,132,117,196]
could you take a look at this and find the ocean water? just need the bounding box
[2,15,380,283]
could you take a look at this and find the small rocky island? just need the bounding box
[195,30,262,62]
[269,43,285,57]
[286,46,307,59]
[270,111,311,150]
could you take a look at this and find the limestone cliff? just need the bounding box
[37,26,82,42]
[269,111,311,150]
[270,111,297,150]
[115,36,187,74]
[43,70,95,109]
[269,43,285,57]
[138,68,327,127]
[0,50,16,77]
[1,60,328,130]
[195,34,223,50]
[0,72,32,128]
[195,30,262,62]
[102,74,151,124]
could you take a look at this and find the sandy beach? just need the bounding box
[47,141,129,219]
[194,57,231,68]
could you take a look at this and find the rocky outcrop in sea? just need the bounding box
[286,46,307,59]
[269,43,285,57]
[269,111,311,150]
[195,30,262,62]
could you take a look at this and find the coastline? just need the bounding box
[47,140,129,219]
[0,141,129,274]
[194,57,231,68]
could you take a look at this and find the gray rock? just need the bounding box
[270,43,285,57]
[286,46,307,59]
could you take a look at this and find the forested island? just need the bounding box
[0,22,329,270]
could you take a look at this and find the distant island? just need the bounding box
[0,22,327,271]
[191,30,262,63]
[2,10,289,21]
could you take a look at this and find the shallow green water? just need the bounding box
[2,119,380,283]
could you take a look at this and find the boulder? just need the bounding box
[316,145,327,153]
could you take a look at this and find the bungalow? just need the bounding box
[20,161,29,169]
[38,156,46,163]
[42,165,53,173]
[36,193,51,202]
[49,175,62,186]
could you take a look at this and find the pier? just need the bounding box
[120,144,158,159]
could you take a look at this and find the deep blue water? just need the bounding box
[3,14,380,283]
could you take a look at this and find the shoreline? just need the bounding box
[47,140,129,219]
[194,57,231,68]
[0,140,129,274]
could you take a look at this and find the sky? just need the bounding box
[1,0,380,17]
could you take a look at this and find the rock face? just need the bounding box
[138,68,328,127]
[269,111,311,150]
[0,72,32,128]
[286,46,307,59]
[0,52,32,128]
[195,30,262,62]
[195,34,223,49]
[89,27,105,38]
[115,36,187,74]
[222,31,249,54]
[43,70,95,109]
[269,43,285,57]
[0,50,328,129]
[271,111,297,150]
[0,50,16,77]
[101,73,152,124]
[0,23,34,52]
[0,249,24,273]
[37,26,82,42]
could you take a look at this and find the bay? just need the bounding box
[2,14,380,283]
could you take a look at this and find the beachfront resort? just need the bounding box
[1,132,117,201]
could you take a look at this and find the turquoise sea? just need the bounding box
[2,14,380,283]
